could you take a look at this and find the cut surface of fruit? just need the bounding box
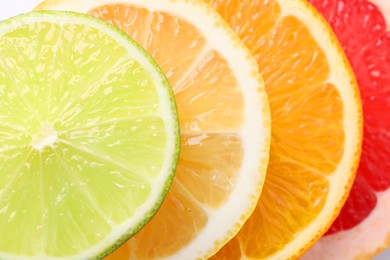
[303,0,390,259]
[35,0,271,259]
[203,0,363,259]
[0,11,179,259]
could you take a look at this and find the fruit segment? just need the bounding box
[0,149,40,256]
[41,148,113,256]
[310,0,387,59]
[90,5,208,87]
[211,0,282,48]
[272,83,344,174]
[175,51,243,132]
[0,22,59,122]
[129,181,208,259]
[176,133,243,208]
[60,117,167,180]
[233,164,329,258]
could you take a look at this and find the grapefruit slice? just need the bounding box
[204,0,363,259]
[302,0,390,258]
[0,11,179,259]
[35,0,271,259]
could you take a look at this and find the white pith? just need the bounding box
[31,0,271,259]
[31,123,58,151]
[301,190,390,260]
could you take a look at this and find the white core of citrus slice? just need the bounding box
[31,123,58,151]
[36,0,272,258]
[0,11,179,259]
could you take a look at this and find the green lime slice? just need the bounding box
[0,11,179,259]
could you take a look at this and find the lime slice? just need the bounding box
[0,11,179,259]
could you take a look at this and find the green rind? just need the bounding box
[94,75,181,259]
[95,147,180,259]
[0,10,180,259]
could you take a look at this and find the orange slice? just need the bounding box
[35,0,271,259]
[203,0,363,259]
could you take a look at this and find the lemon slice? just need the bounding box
[0,11,179,259]
[35,0,272,258]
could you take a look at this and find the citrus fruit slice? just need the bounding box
[302,0,390,258]
[0,11,180,259]
[35,0,271,259]
[204,0,362,259]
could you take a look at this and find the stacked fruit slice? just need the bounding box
[303,0,390,259]
[208,0,362,259]
[4,0,388,258]
[0,11,180,259]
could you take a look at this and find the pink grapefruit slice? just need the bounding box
[303,0,390,258]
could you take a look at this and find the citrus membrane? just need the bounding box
[0,11,179,259]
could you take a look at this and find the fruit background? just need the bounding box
[0,0,388,259]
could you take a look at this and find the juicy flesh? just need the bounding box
[309,0,390,234]
[207,0,345,258]
[89,5,246,259]
[0,20,170,256]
